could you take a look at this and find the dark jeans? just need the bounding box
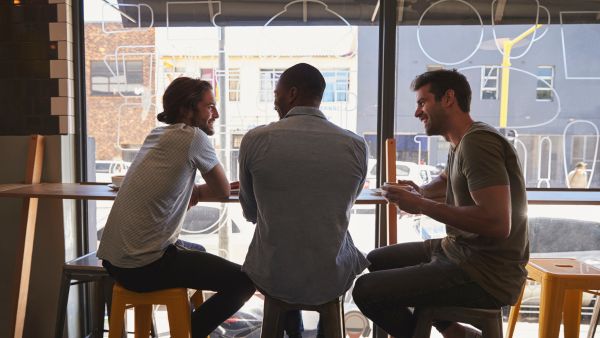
[352,240,502,338]
[103,240,255,338]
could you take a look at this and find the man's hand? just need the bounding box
[396,179,422,195]
[381,184,424,215]
[188,185,200,210]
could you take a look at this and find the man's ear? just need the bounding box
[443,89,455,107]
[289,86,299,103]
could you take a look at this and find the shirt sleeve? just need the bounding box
[238,131,258,223]
[460,131,510,192]
[189,128,220,174]
[355,137,368,198]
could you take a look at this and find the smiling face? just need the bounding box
[189,90,218,135]
[414,84,449,136]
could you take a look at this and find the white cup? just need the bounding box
[111,175,125,187]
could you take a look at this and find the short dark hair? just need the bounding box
[411,69,471,113]
[278,63,326,100]
[158,77,212,124]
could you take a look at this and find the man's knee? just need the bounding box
[236,273,256,301]
[352,275,371,308]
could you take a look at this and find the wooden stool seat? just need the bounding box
[413,306,503,338]
[260,295,344,338]
[109,283,206,338]
[507,258,600,338]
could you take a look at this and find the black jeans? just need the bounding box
[352,240,502,338]
[103,240,255,338]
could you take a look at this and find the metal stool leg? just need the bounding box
[261,297,286,338]
[54,271,71,338]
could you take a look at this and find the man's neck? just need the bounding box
[445,113,474,147]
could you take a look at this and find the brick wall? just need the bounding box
[84,23,155,161]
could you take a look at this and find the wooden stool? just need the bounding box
[413,306,503,338]
[506,258,600,338]
[260,295,344,338]
[108,283,206,338]
[589,295,599,338]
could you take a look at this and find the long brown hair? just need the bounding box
[157,77,213,124]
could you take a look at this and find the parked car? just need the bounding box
[364,159,441,189]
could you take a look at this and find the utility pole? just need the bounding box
[217,27,230,259]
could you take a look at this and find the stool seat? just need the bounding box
[55,252,115,338]
[413,306,503,338]
[109,283,206,338]
[260,295,345,338]
[507,258,600,338]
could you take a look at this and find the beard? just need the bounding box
[196,119,215,135]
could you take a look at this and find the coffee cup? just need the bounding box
[111,175,125,188]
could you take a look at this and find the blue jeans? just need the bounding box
[352,240,502,338]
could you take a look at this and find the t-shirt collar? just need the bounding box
[284,106,326,120]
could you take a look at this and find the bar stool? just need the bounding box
[260,295,344,338]
[54,252,114,338]
[412,306,503,338]
[506,258,600,338]
[108,283,206,338]
[589,295,599,338]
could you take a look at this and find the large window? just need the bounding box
[83,2,377,336]
[228,68,241,102]
[90,60,143,96]
[259,69,284,102]
[323,70,350,102]
[536,65,554,101]
[481,66,498,100]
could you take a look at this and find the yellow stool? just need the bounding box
[506,258,600,338]
[108,283,207,338]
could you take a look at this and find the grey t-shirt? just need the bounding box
[442,121,529,305]
[239,106,370,305]
[97,124,219,268]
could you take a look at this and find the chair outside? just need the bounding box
[506,258,600,338]
[260,295,345,338]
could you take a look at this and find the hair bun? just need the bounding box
[157,111,167,122]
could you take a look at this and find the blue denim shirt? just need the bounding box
[239,106,370,305]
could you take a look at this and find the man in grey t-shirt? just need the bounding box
[97,77,254,338]
[353,70,528,338]
[239,63,369,337]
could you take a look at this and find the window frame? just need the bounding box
[480,66,499,100]
[536,65,554,101]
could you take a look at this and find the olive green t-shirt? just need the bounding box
[442,121,529,305]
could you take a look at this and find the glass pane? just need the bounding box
[83,1,378,336]
[395,1,600,190]
[537,67,553,77]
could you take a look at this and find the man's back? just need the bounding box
[240,106,369,305]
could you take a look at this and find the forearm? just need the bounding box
[420,175,447,201]
[194,182,230,200]
[418,198,510,238]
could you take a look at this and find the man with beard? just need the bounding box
[97,77,255,338]
[239,63,370,337]
[352,70,529,338]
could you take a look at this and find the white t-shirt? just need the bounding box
[97,124,219,268]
